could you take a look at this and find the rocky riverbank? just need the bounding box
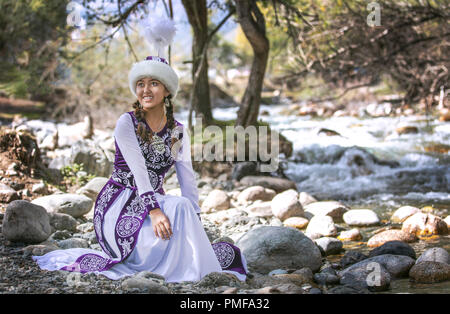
[0,117,449,294]
[1,174,449,294]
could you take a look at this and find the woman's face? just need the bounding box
[136,77,170,110]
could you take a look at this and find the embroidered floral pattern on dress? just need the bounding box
[111,168,135,189]
[140,191,159,210]
[123,197,146,218]
[96,184,120,216]
[79,254,109,272]
[116,217,141,237]
[118,237,134,257]
[213,242,236,269]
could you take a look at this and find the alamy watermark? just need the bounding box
[367,2,381,27]
[366,262,382,287]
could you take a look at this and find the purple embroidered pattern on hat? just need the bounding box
[145,56,169,64]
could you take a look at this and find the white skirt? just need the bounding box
[33,190,246,282]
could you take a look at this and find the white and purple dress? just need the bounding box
[33,111,248,282]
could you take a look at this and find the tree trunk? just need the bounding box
[181,0,213,126]
[234,0,269,127]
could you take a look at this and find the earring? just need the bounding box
[164,96,170,108]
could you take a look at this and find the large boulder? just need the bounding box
[31,193,93,218]
[2,200,52,244]
[271,189,304,221]
[236,226,322,274]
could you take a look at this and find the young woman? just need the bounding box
[33,55,248,283]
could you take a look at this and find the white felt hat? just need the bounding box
[128,56,179,99]
[129,17,179,99]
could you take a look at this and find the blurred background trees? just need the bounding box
[0,0,448,127]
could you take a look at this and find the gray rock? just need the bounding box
[0,183,19,203]
[368,241,416,259]
[71,139,114,178]
[339,262,391,292]
[2,200,52,244]
[57,238,89,249]
[122,273,168,293]
[237,186,276,204]
[268,269,288,276]
[239,176,297,193]
[244,201,273,218]
[314,273,340,285]
[340,250,368,269]
[298,192,317,207]
[49,230,72,241]
[340,254,415,279]
[76,177,109,200]
[201,189,231,213]
[231,162,258,181]
[314,237,344,256]
[303,201,348,222]
[31,182,48,194]
[343,209,380,226]
[409,261,450,283]
[77,222,94,233]
[305,215,337,239]
[31,194,93,218]
[271,189,304,221]
[326,285,370,294]
[195,272,242,288]
[236,226,322,274]
[48,212,78,232]
[22,243,59,256]
[416,247,449,265]
[390,206,420,223]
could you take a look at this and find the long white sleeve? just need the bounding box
[174,125,202,214]
[113,113,160,211]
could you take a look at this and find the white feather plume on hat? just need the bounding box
[140,16,177,58]
[128,16,179,99]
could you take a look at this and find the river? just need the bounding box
[178,103,450,293]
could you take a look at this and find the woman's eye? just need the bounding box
[152,82,158,86]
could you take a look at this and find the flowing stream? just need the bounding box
[178,103,450,293]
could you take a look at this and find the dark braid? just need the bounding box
[165,95,181,150]
[132,100,153,143]
[131,96,181,149]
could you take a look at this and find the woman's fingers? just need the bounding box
[163,220,172,238]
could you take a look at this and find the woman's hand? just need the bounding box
[149,208,172,240]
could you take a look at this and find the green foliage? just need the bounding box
[60,163,95,187]
[0,0,70,100]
